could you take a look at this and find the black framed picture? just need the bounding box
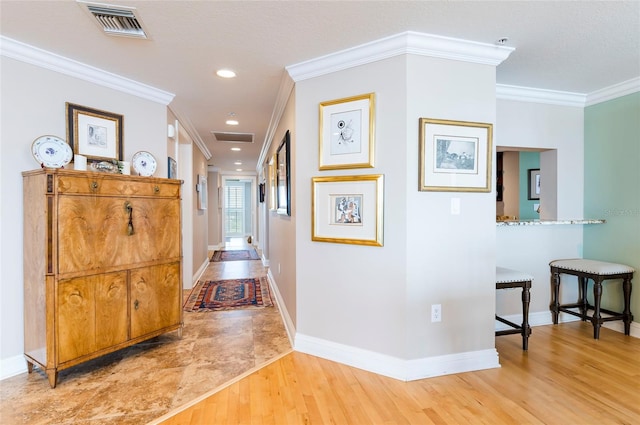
[276,130,291,216]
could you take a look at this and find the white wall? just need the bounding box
[0,56,171,378]
[495,99,585,320]
[293,53,500,379]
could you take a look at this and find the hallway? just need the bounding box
[0,245,291,424]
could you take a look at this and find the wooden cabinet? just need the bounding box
[23,169,183,387]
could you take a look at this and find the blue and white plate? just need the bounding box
[31,135,73,168]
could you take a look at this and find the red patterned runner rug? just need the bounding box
[183,277,273,312]
[210,249,260,262]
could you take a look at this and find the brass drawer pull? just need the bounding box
[154,185,160,194]
[134,299,140,310]
[91,181,99,191]
[124,202,134,235]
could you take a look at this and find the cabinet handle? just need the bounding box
[154,185,160,194]
[124,202,134,235]
[91,181,99,191]
[134,299,140,310]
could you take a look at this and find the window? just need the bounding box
[225,184,245,236]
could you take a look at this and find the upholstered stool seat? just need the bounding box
[549,259,634,339]
[496,266,533,350]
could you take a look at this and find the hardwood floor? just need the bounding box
[157,321,640,425]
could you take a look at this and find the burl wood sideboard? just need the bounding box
[23,169,183,388]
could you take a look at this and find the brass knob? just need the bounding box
[91,181,99,191]
[154,185,160,194]
[134,300,140,310]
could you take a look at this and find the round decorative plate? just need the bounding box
[132,151,157,176]
[31,135,73,168]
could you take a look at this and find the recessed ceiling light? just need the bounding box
[234,161,242,165]
[231,147,241,151]
[236,168,243,172]
[216,69,236,78]
[226,119,239,125]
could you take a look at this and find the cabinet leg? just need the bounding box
[26,360,34,374]
[178,323,184,339]
[46,370,58,389]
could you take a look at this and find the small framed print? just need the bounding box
[168,157,177,179]
[312,174,384,246]
[419,118,493,192]
[528,168,541,200]
[66,103,123,162]
[319,93,375,170]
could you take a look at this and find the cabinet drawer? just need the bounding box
[58,196,181,274]
[57,175,180,197]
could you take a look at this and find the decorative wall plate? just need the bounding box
[132,151,157,176]
[31,135,73,168]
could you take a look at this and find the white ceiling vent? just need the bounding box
[211,131,255,144]
[78,1,149,39]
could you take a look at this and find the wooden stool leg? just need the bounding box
[578,276,588,320]
[592,278,603,339]
[622,277,633,335]
[550,269,560,324]
[521,284,531,351]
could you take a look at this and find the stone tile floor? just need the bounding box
[0,248,291,424]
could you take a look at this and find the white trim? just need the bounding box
[257,71,295,170]
[294,334,500,382]
[267,270,296,348]
[0,36,174,105]
[168,105,212,160]
[191,257,209,289]
[286,31,514,82]
[496,84,586,107]
[586,77,640,106]
[0,355,28,381]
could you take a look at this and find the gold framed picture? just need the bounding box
[312,174,384,246]
[418,118,493,192]
[319,93,375,170]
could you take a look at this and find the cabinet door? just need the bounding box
[58,272,128,363]
[130,262,181,339]
[58,196,180,273]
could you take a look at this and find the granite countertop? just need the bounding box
[496,219,605,226]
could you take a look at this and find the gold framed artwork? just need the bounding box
[319,93,375,170]
[418,118,493,192]
[312,174,384,247]
[66,102,124,162]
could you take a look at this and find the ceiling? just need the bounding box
[1,1,639,173]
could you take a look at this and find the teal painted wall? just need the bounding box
[518,151,540,220]
[584,92,640,318]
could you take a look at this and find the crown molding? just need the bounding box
[257,71,295,170]
[496,84,586,107]
[168,105,211,160]
[585,77,640,106]
[0,35,174,105]
[286,31,514,82]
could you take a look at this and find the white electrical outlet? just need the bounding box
[431,304,442,322]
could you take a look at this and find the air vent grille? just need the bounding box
[211,131,255,144]
[80,1,148,39]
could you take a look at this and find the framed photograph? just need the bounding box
[528,168,541,200]
[319,93,375,170]
[312,174,384,246]
[268,154,277,211]
[66,103,123,162]
[276,130,291,216]
[168,157,177,179]
[197,174,207,210]
[419,118,493,192]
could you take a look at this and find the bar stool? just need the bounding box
[549,259,634,339]
[496,266,533,350]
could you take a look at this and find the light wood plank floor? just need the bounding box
[157,321,640,425]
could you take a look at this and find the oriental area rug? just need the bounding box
[183,277,273,312]
[210,249,260,262]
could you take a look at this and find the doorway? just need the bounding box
[222,177,255,243]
